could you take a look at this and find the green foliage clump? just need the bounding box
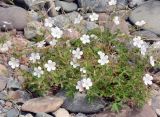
[23,29,150,111]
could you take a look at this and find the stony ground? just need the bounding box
[0,0,160,117]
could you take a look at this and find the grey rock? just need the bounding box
[7,78,21,90]
[133,31,160,41]
[117,0,128,5]
[148,41,160,59]
[57,92,105,113]
[0,113,7,117]
[129,1,160,35]
[84,21,99,31]
[152,94,160,116]
[36,113,53,117]
[52,12,79,28]
[77,0,109,13]
[24,21,44,39]
[55,0,77,12]
[24,0,48,7]
[8,90,31,103]
[28,10,40,21]
[7,109,19,117]
[0,100,5,106]
[129,0,145,7]
[0,6,28,30]
[0,91,7,100]
[0,77,7,91]
[61,0,75,2]
[76,113,87,117]
[52,14,70,28]
[133,31,158,39]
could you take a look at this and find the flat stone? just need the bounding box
[35,113,53,117]
[21,96,64,113]
[54,108,70,117]
[0,6,28,30]
[129,104,157,117]
[96,105,157,117]
[55,1,77,12]
[57,92,105,113]
[129,1,160,35]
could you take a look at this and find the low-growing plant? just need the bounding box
[20,29,150,112]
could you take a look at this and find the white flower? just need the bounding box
[44,60,56,72]
[55,6,61,11]
[51,27,63,39]
[135,20,146,26]
[153,41,160,49]
[82,78,92,90]
[33,66,44,78]
[70,58,80,68]
[98,51,105,58]
[113,16,120,25]
[0,41,12,53]
[108,0,117,5]
[150,56,155,67]
[36,40,46,48]
[76,80,84,92]
[8,57,20,69]
[49,39,57,46]
[140,42,148,56]
[44,17,54,28]
[89,13,99,21]
[0,43,9,52]
[98,55,109,65]
[74,15,83,24]
[133,36,144,48]
[29,53,40,63]
[6,40,12,47]
[143,74,153,85]
[80,67,86,74]
[80,34,90,44]
[72,48,83,59]
[98,51,109,65]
